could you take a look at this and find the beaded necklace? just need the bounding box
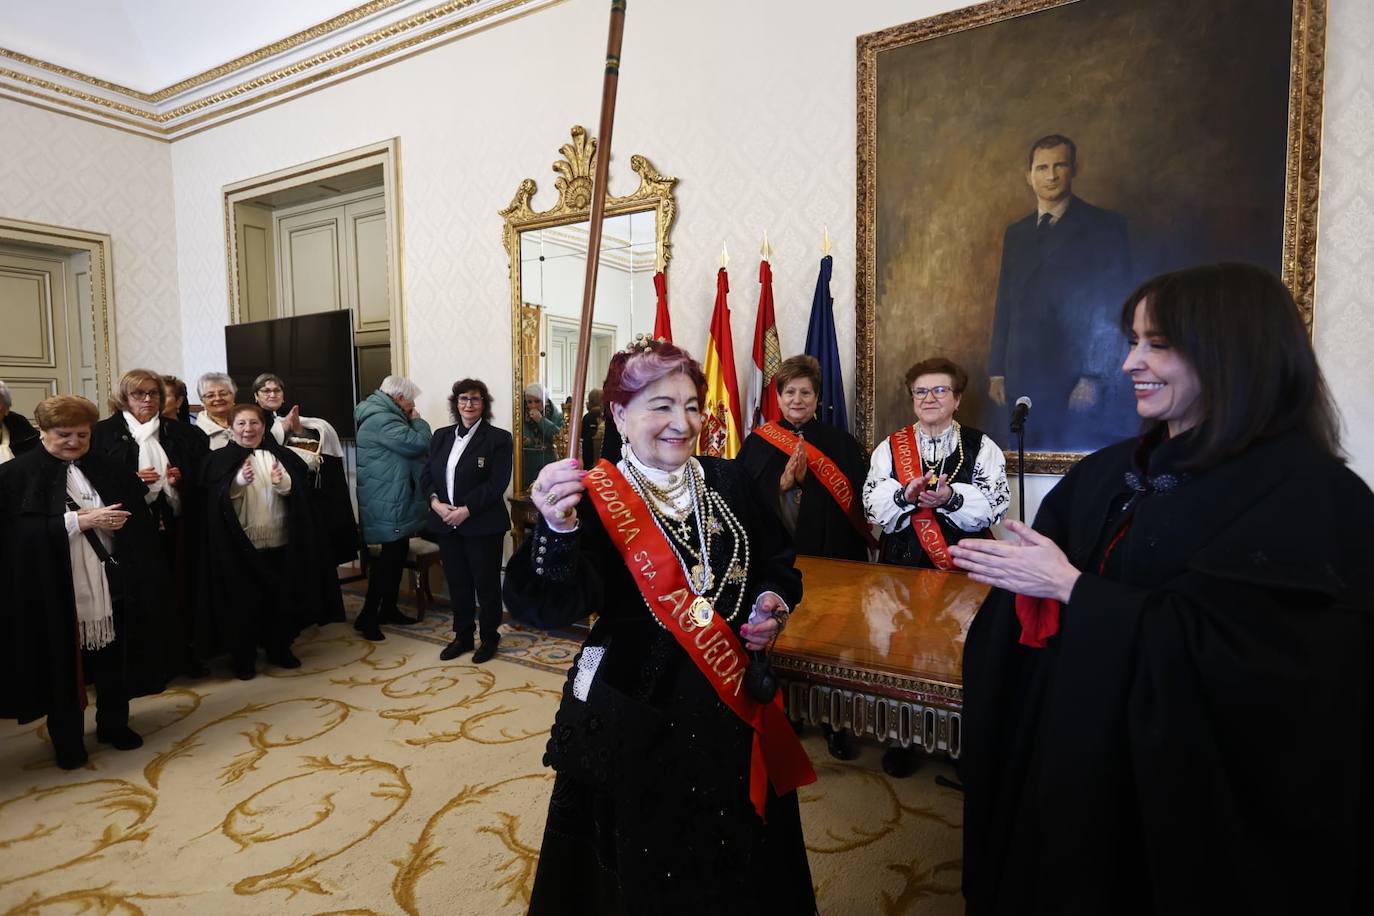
[621,460,751,628]
[919,420,964,484]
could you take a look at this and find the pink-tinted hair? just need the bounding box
[602,340,706,410]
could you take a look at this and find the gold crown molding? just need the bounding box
[853,0,1326,475]
[0,0,550,137]
[0,0,408,103]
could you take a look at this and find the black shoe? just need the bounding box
[440,637,474,661]
[472,639,500,664]
[54,742,88,770]
[379,608,420,626]
[353,607,377,632]
[96,726,144,751]
[267,647,302,670]
[825,726,857,761]
[232,651,258,680]
[881,745,920,778]
[359,623,385,642]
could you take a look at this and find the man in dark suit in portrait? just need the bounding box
[987,134,1133,450]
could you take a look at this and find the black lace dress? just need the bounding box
[503,456,815,915]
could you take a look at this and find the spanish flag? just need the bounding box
[700,268,744,458]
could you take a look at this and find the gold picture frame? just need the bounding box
[855,0,1326,474]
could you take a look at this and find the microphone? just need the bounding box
[1009,396,1032,433]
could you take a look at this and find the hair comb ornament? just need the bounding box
[618,333,666,356]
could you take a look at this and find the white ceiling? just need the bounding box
[0,0,379,93]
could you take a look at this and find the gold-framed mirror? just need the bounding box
[501,125,678,495]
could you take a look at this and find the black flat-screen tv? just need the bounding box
[225,310,357,437]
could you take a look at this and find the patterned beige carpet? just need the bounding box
[0,597,963,915]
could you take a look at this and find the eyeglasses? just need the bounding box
[456,395,484,405]
[911,386,954,400]
[203,389,233,400]
[258,386,283,395]
[129,388,160,401]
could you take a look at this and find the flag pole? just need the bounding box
[567,0,627,464]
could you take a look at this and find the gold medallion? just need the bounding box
[688,597,714,627]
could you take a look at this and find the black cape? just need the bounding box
[0,447,176,722]
[3,411,39,457]
[961,430,1374,914]
[738,417,870,561]
[268,408,358,569]
[195,440,341,655]
[503,457,815,915]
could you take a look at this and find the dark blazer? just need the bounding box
[420,421,513,538]
[987,195,1133,449]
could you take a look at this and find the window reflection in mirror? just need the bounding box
[517,210,657,489]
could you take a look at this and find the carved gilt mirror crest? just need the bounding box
[501,125,678,494]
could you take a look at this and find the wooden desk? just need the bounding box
[774,556,990,760]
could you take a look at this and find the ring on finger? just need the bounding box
[544,490,559,506]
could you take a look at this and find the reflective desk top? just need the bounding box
[775,556,991,690]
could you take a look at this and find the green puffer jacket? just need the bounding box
[354,390,433,544]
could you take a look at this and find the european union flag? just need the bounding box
[804,255,848,431]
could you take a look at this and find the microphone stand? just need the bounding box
[1010,416,1027,523]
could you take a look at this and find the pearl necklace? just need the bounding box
[622,463,751,628]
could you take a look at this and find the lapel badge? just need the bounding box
[477,457,486,468]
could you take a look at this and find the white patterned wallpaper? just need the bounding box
[1315,0,1374,483]
[0,102,181,378]
[3,0,1370,493]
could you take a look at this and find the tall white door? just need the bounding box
[0,247,74,416]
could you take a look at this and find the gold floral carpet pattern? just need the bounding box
[0,599,964,915]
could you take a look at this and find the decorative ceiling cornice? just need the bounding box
[0,0,559,142]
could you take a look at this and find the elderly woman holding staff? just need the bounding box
[0,395,174,768]
[91,368,209,677]
[953,264,1374,914]
[194,372,239,450]
[504,337,817,914]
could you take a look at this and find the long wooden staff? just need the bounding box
[566,0,627,464]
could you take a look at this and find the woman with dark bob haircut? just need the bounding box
[420,378,511,661]
[502,337,817,915]
[952,263,1373,914]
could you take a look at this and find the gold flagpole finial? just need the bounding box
[720,240,730,269]
[821,225,832,257]
[761,231,773,260]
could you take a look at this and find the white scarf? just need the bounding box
[0,423,12,464]
[196,410,233,450]
[124,411,179,515]
[66,464,116,650]
[232,449,290,549]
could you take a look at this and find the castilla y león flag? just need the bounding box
[747,259,782,430]
[700,268,744,458]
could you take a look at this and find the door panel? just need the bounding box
[0,249,70,417]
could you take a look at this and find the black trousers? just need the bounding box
[360,537,409,623]
[46,642,129,752]
[437,532,504,642]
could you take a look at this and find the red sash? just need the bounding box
[585,460,816,819]
[753,422,878,548]
[887,426,955,571]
